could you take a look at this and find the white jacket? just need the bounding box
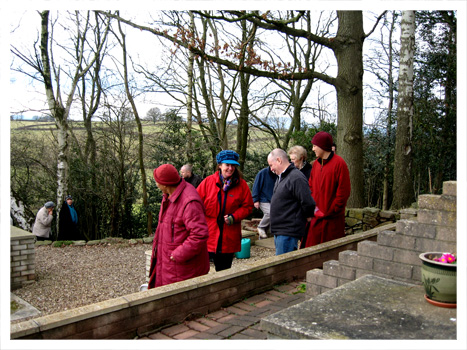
[32,206,53,238]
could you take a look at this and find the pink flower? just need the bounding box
[434,253,456,264]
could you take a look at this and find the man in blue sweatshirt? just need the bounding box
[252,167,277,239]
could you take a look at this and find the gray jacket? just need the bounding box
[32,206,53,238]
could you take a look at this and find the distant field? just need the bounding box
[10,120,279,154]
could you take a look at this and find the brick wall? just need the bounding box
[306,180,457,298]
[11,226,36,290]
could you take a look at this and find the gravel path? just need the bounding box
[12,241,274,323]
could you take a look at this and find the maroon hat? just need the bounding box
[153,164,181,186]
[311,131,333,152]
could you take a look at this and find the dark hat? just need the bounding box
[153,164,181,186]
[216,150,240,165]
[45,201,55,208]
[312,131,333,152]
[65,195,73,200]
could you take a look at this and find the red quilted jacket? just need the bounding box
[149,180,210,288]
[197,171,253,253]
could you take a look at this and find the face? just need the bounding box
[268,156,280,175]
[312,144,326,159]
[156,182,169,195]
[66,199,73,205]
[180,167,189,178]
[219,163,236,179]
[289,153,303,169]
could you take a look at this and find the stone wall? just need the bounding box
[11,226,36,290]
[345,207,416,235]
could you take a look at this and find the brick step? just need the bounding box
[305,269,335,298]
[322,259,355,282]
[418,194,456,212]
[442,181,456,197]
[416,208,456,228]
[304,181,456,300]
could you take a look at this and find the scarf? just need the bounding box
[219,172,233,192]
[68,204,78,224]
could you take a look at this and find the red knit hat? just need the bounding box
[311,131,333,152]
[153,164,181,186]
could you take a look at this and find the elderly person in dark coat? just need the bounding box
[58,195,79,241]
[180,164,203,188]
[288,145,312,180]
[268,149,315,255]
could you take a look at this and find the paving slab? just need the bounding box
[261,275,457,340]
[10,293,41,322]
[254,237,275,249]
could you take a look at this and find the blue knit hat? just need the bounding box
[216,150,240,165]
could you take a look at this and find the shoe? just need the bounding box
[257,227,268,239]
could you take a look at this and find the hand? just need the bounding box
[224,215,234,225]
[254,202,260,209]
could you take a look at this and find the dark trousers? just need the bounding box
[209,252,234,272]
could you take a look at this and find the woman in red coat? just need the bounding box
[197,150,254,271]
[305,132,351,247]
[148,164,210,289]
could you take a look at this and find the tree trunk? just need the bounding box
[117,17,153,236]
[186,12,195,163]
[236,19,253,170]
[237,70,250,170]
[40,11,68,236]
[383,12,397,210]
[392,10,415,209]
[334,11,365,208]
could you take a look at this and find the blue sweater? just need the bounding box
[252,167,277,203]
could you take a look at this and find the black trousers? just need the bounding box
[35,236,49,241]
[209,252,234,272]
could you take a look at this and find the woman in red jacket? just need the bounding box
[148,164,210,288]
[305,132,351,247]
[197,150,254,271]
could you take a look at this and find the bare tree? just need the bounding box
[365,11,399,210]
[146,107,162,123]
[392,10,415,209]
[97,10,386,207]
[115,13,153,236]
[11,11,110,235]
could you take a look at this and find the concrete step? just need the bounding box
[262,275,457,339]
[254,237,275,249]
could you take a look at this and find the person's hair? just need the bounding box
[288,145,307,161]
[182,164,193,173]
[268,148,288,162]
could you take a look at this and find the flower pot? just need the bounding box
[419,252,456,307]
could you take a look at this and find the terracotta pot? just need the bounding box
[419,252,456,307]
